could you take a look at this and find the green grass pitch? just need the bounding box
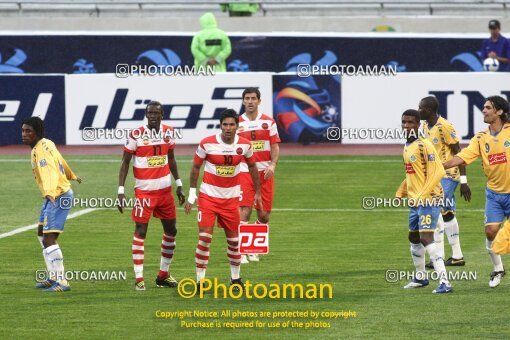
[1,154,509,339]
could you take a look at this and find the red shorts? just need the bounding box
[239,171,274,212]
[197,195,240,232]
[132,188,176,223]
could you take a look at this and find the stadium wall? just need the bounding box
[0,32,494,74]
[2,72,508,146]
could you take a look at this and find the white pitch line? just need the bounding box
[0,208,97,239]
[0,207,486,239]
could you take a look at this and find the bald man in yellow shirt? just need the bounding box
[444,95,510,288]
[22,117,81,292]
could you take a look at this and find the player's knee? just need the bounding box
[42,235,56,248]
[166,225,177,236]
[442,212,454,222]
[135,224,147,238]
[408,232,420,244]
[419,232,434,246]
[485,225,499,241]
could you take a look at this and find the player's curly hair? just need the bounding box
[486,96,509,122]
[22,117,45,138]
[145,100,164,114]
[402,109,421,122]
[220,109,239,125]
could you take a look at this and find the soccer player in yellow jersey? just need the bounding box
[395,109,452,293]
[444,96,510,288]
[21,117,81,292]
[419,96,471,268]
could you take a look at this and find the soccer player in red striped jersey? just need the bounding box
[117,101,185,291]
[185,109,262,291]
[237,88,280,263]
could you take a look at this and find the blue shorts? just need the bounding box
[39,189,74,234]
[485,188,510,225]
[440,178,458,215]
[409,205,441,232]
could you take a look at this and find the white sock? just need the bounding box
[42,249,52,276]
[410,243,426,280]
[37,235,44,249]
[445,217,463,259]
[434,215,445,260]
[425,243,449,284]
[486,238,504,272]
[230,264,241,280]
[196,268,206,282]
[45,244,68,286]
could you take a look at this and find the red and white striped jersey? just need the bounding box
[124,124,175,194]
[194,133,254,202]
[237,113,280,172]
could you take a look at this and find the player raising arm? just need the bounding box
[117,101,185,291]
[22,117,81,292]
[185,109,262,292]
[444,96,510,288]
[395,109,452,294]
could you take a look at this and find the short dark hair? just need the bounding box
[242,87,261,100]
[22,117,45,138]
[486,95,509,122]
[145,100,164,114]
[402,109,421,123]
[420,96,439,114]
[220,109,239,125]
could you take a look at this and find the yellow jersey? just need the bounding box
[396,138,445,203]
[423,116,460,181]
[31,138,77,198]
[456,123,510,193]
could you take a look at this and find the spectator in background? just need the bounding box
[221,2,259,17]
[191,12,231,72]
[480,19,510,72]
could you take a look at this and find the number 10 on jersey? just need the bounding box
[239,224,269,254]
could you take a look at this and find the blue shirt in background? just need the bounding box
[480,34,510,72]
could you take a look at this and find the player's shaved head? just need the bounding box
[402,109,421,123]
[242,87,261,100]
[22,117,45,138]
[220,109,239,125]
[420,96,439,114]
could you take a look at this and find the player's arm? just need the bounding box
[36,148,60,205]
[185,144,206,214]
[245,145,263,209]
[417,146,446,201]
[265,121,281,180]
[395,179,407,198]
[184,163,201,214]
[444,135,480,169]
[450,142,471,202]
[117,151,132,213]
[264,143,279,180]
[58,153,81,183]
[168,148,185,206]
